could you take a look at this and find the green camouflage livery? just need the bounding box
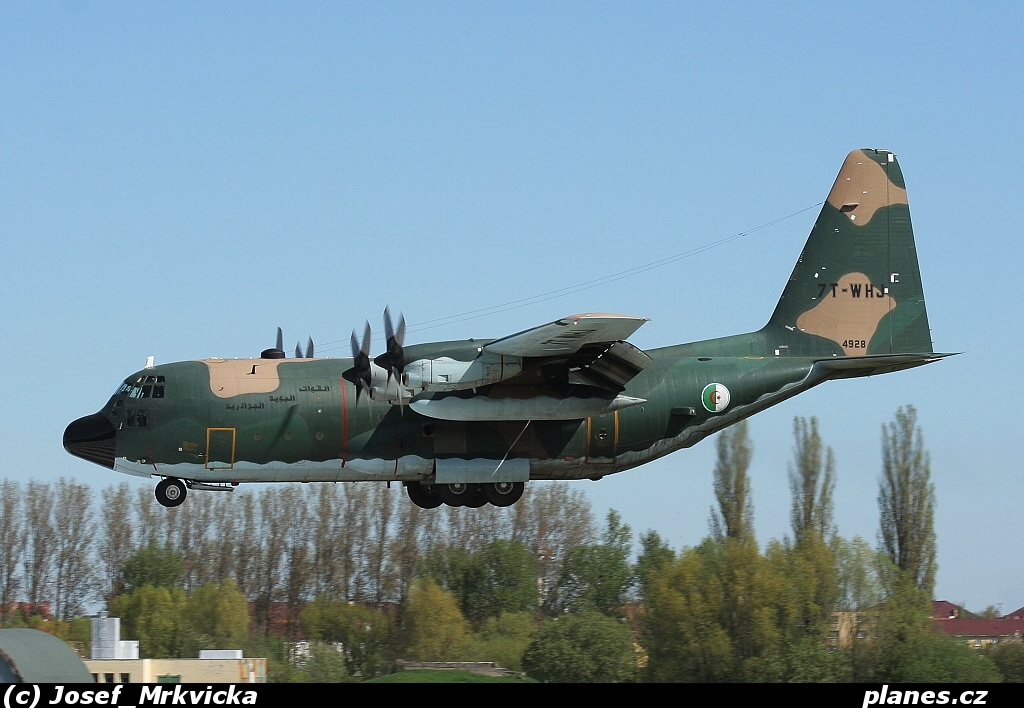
[65,149,948,509]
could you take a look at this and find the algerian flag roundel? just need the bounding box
[701,383,731,413]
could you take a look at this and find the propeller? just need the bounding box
[343,321,373,401]
[260,327,287,359]
[374,306,406,385]
[341,308,410,407]
[294,337,314,359]
[261,328,315,359]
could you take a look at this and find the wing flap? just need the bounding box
[567,340,653,390]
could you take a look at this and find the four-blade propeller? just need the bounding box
[343,321,374,401]
[375,306,406,386]
[262,311,406,404]
[261,327,315,360]
[342,308,408,405]
[294,337,314,359]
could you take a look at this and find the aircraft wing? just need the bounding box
[484,313,649,356]
[487,313,653,392]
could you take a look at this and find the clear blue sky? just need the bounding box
[2,2,1022,613]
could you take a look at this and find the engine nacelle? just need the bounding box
[404,353,523,392]
[362,353,524,405]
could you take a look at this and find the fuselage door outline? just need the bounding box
[585,410,618,463]
[206,427,236,470]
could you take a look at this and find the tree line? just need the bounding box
[2,405,1022,682]
[0,475,596,624]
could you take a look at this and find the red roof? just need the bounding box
[932,600,976,620]
[934,618,1024,639]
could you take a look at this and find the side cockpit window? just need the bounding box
[121,375,166,399]
[111,375,165,424]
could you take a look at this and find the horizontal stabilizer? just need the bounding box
[813,352,956,379]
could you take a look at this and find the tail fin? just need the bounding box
[764,148,934,357]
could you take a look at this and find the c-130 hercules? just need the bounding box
[65,149,949,510]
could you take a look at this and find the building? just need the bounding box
[828,610,872,649]
[81,613,266,683]
[84,655,266,684]
[932,601,1024,649]
[92,611,139,659]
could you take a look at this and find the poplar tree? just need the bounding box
[709,420,753,543]
[785,417,840,643]
[877,405,936,594]
[789,416,836,545]
[0,481,25,623]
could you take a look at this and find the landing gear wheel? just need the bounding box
[155,478,187,508]
[406,482,443,509]
[436,482,480,507]
[464,487,488,508]
[484,481,524,507]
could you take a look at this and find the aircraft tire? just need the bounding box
[406,482,443,509]
[436,482,479,507]
[484,481,524,507]
[464,488,488,508]
[155,478,187,508]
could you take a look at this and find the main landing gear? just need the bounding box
[155,477,187,508]
[405,481,524,509]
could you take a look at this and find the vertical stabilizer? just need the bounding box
[764,149,933,357]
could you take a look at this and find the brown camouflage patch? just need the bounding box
[826,150,907,226]
[796,272,895,355]
[203,358,315,398]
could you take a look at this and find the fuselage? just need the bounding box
[65,340,830,487]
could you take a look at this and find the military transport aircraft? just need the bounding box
[64,149,949,510]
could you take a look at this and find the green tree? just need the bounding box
[633,530,675,604]
[482,539,538,616]
[644,540,735,682]
[186,579,250,651]
[871,585,1000,681]
[121,543,185,594]
[878,405,936,594]
[522,610,638,682]
[111,585,188,658]
[780,417,841,648]
[709,421,753,543]
[404,577,470,661]
[465,611,536,672]
[761,540,843,682]
[419,547,487,623]
[789,416,836,545]
[301,598,393,678]
[644,536,789,682]
[553,510,633,616]
[835,536,882,612]
[286,642,352,683]
[984,641,1024,682]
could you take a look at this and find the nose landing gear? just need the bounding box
[155,478,187,507]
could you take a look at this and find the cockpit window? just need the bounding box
[119,375,166,399]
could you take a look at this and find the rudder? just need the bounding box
[764,149,933,357]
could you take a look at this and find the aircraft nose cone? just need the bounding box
[63,413,116,469]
